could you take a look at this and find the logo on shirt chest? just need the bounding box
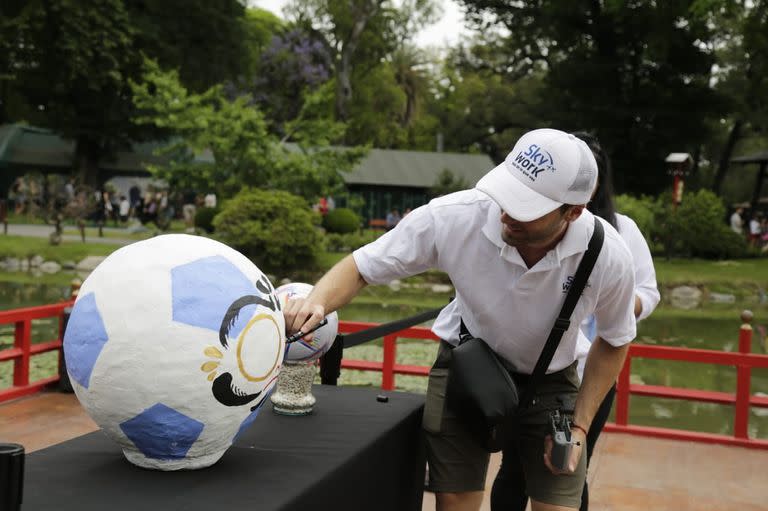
[562,275,591,293]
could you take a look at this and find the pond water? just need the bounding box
[2,279,768,439]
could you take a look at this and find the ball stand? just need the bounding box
[271,361,317,416]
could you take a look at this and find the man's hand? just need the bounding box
[282,297,326,342]
[280,254,368,342]
[542,426,586,475]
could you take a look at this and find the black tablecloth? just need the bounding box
[22,386,426,511]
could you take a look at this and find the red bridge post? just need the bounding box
[734,310,753,439]
[382,335,397,390]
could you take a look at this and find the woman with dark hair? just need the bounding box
[490,132,660,511]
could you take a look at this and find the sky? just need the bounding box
[249,0,473,49]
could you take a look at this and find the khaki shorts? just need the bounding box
[423,341,586,508]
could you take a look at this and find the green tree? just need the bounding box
[285,0,437,129]
[130,58,364,201]
[710,1,768,195]
[426,43,547,161]
[7,0,250,186]
[430,169,469,197]
[286,0,389,121]
[345,64,408,147]
[124,0,248,93]
[0,1,42,125]
[238,7,285,83]
[13,0,139,186]
[459,0,727,194]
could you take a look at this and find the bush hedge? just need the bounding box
[194,207,219,233]
[213,188,322,273]
[324,231,381,252]
[615,190,748,259]
[322,208,361,234]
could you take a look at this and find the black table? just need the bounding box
[22,386,426,511]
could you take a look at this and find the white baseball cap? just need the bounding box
[476,128,598,222]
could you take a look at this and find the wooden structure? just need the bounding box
[731,149,768,213]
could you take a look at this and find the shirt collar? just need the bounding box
[556,209,594,261]
[481,201,595,267]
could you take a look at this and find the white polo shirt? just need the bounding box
[353,189,637,374]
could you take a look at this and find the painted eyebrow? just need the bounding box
[218,295,276,348]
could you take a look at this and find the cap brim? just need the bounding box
[476,163,563,222]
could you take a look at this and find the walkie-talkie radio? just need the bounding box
[549,410,574,471]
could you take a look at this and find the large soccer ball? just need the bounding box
[63,234,285,470]
[275,282,338,362]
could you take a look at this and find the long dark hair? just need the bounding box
[572,131,618,230]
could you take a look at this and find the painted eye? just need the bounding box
[235,313,282,383]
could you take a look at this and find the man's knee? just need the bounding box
[435,491,484,511]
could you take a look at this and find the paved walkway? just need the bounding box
[4,223,141,245]
[423,432,767,511]
[2,392,765,511]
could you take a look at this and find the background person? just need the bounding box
[118,195,130,224]
[385,208,401,230]
[283,128,637,511]
[730,207,744,234]
[182,189,197,233]
[749,213,762,248]
[490,132,660,511]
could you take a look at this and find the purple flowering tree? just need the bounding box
[225,28,333,137]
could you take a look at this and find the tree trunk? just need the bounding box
[691,145,701,176]
[712,119,743,196]
[335,56,353,121]
[74,136,102,188]
[333,0,382,121]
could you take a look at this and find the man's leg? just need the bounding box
[436,492,484,511]
[518,364,586,511]
[579,384,616,511]
[424,342,490,511]
[490,444,529,511]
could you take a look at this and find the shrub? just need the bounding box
[213,188,322,273]
[654,189,748,259]
[324,231,381,252]
[614,194,657,242]
[194,207,220,233]
[322,208,361,234]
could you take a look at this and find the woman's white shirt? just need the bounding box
[576,213,659,379]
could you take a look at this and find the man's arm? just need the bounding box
[283,254,368,340]
[544,337,628,474]
[573,337,629,432]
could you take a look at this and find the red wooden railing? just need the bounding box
[605,314,768,449]
[338,313,768,450]
[3,303,768,449]
[0,300,74,402]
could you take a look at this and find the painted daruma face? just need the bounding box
[275,282,339,362]
[63,234,285,470]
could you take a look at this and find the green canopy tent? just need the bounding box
[0,123,212,197]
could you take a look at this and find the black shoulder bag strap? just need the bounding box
[517,217,605,409]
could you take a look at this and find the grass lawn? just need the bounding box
[61,228,151,241]
[654,257,768,285]
[0,235,115,262]
[0,270,83,287]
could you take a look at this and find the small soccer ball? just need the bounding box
[275,282,338,362]
[63,234,285,470]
